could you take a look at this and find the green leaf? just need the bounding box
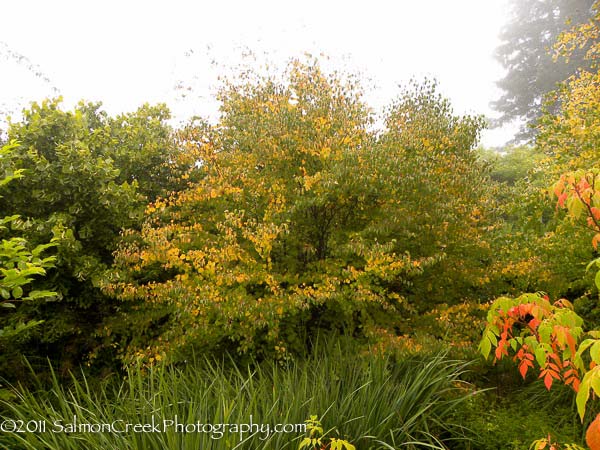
[586,258,600,272]
[535,346,548,367]
[592,373,600,399]
[298,437,312,449]
[567,196,584,219]
[12,286,23,299]
[479,335,491,359]
[343,441,356,450]
[577,368,598,419]
[591,341,600,363]
[31,242,57,256]
[576,339,597,360]
[24,290,57,300]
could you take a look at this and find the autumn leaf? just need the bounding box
[587,414,600,450]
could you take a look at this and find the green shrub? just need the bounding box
[449,382,584,450]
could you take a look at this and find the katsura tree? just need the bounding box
[374,80,495,312]
[104,59,495,364]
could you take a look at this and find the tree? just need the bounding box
[492,0,596,141]
[478,169,600,448]
[104,60,494,365]
[534,0,600,317]
[373,80,494,309]
[0,99,186,377]
[537,2,600,174]
[478,3,600,314]
[478,145,544,185]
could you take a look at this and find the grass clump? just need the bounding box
[0,340,477,449]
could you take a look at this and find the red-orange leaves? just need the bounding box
[587,414,600,450]
[495,339,509,360]
[557,192,568,208]
[480,292,584,393]
[564,360,581,391]
[553,170,600,224]
[593,233,600,250]
[540,356,562,391]
[516,345,535,378]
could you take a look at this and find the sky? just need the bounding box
[0,0,516,147]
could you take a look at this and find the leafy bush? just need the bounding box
[104,58,494,364]
[450,383,583,450]
[0,100,186,378]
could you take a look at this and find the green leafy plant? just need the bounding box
[0,141,56,339]
[298,415,355,450]
[0,99,187,377]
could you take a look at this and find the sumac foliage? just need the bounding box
[480,293,583,390]
[481,171,600,448]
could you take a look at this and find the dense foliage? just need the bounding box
[0,141,56,344]
[4,4,600,445]
[99,61,496,365]
[0,100,185,376]
[480,3,600,448]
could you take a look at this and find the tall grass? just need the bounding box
[0,341,477,449]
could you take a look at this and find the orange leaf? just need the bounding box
[519,361,529,379]
[566,332,577,357]
[557,192,568,208]
[593,234,600,250]
[495,340,507,360]
[553,181,564,197]
[577,177,591,192]
[587,414,600,450]
[544,372,553,390]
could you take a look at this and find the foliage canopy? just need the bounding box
[104,59,492,364]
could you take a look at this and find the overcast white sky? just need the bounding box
[0,0,516,147]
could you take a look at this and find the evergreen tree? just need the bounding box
[493,0,595,141]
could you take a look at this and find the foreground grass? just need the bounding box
[0,342,476,449]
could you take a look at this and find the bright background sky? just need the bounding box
[0,0,516,147]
